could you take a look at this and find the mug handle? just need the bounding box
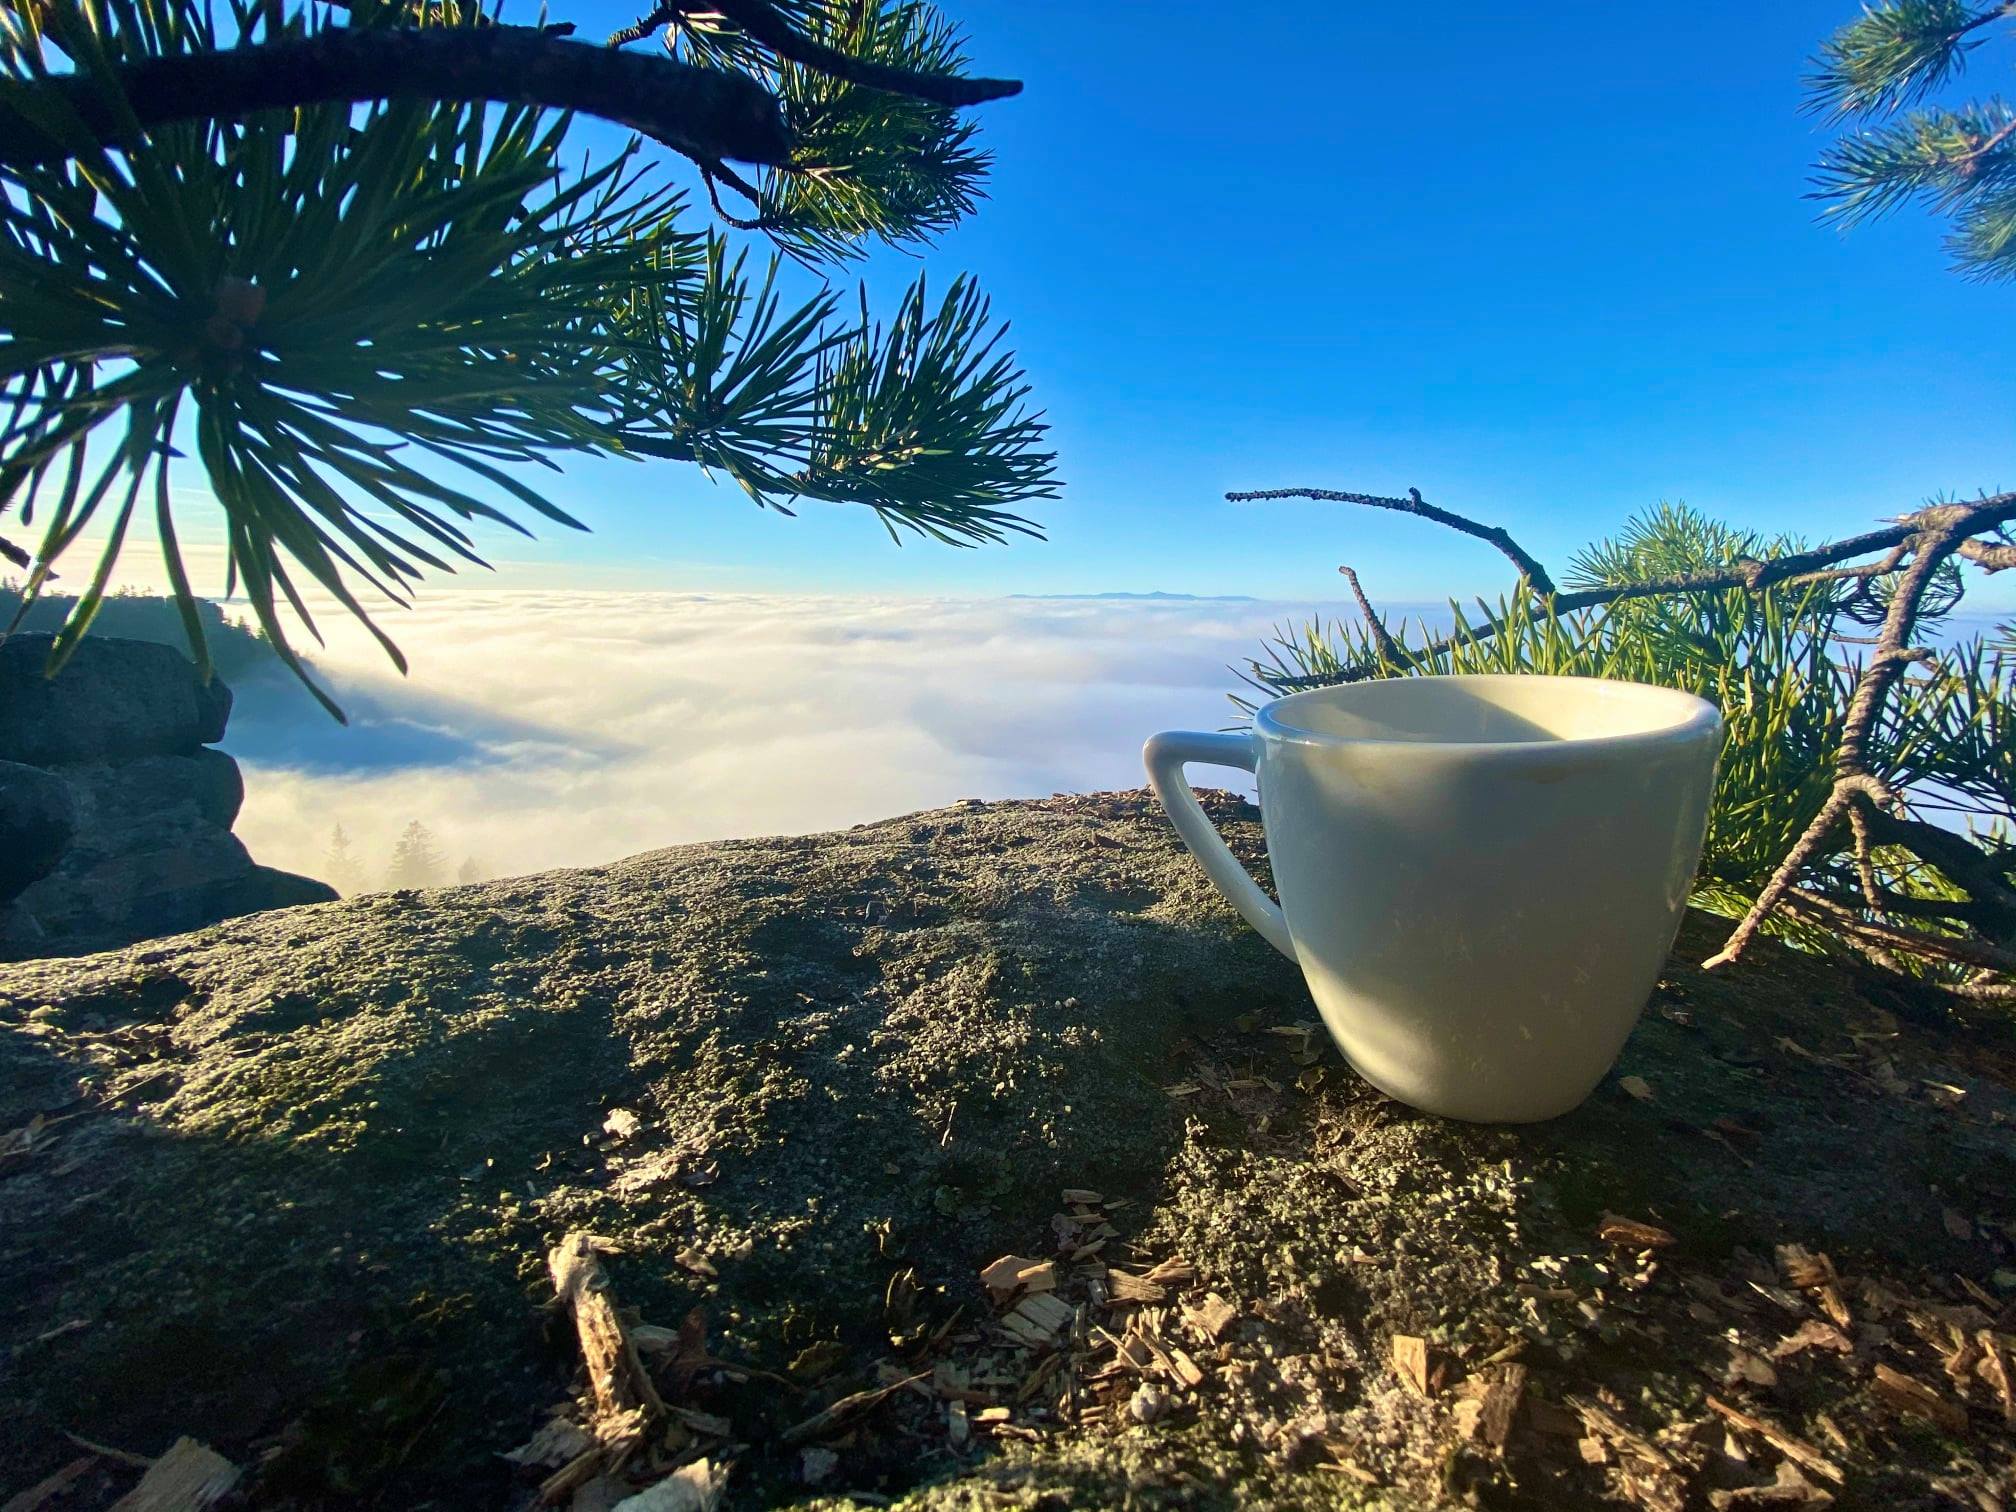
[1143,731,1297,961]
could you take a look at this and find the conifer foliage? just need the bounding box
[1808,0,2016,278]
[0,0,1055,713]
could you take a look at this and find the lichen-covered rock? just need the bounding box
[0,793,2010,1511]
[0,635,332,960]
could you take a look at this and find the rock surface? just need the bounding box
[0,634,333,959]
[0,792,2011,1510]
[0,635,231,766]
[0,759,76,900]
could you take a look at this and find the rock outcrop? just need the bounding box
[0,792,2011,1510]
[0,634,334,960]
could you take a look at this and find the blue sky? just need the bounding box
[138,1,2016,606]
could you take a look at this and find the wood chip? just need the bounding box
[1705,1396,1843,1485]
[999,1290,1074,1347]
[1869,1363,1967,1432]
[1769,1320,1852,1360]
[1619,1075,1655,1102]
[108,1438,239,1512]
[1107,1269,1166,1305]
[1708,1461,1835,1509]
[1391,1334,1436,1397]
[1976,1328,2015,1425]
[1775,1244,1852,1330]
[1597,1213,1677,1249]
[1143,1258,1196,1288]
[502,1415,595,1468]
[1060,1188,1103,1205]
[609,1459,726,1512]
[979,1254,1046,1305]
[1167,1347,1206,1390]
[1015,1261,1057,1293]
[1182,1293,1238,1342]
[602,1108,642,1140]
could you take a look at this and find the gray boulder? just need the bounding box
[0,634,231,765]
[0,634,332,960]
[0,793,2008,1510]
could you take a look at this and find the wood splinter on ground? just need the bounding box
[548,1231,667,1426]
[105,1437,240,1512]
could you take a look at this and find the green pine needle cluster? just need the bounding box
[1809,0,2016,278]
[1237,505,2016,989]
[0,0,1056,712]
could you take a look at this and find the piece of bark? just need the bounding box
[107,1438,239,1512]
[547,1232,666,1423]
[782,1374,924,1447]
[1598,1213,1678,1249]
[1869,1363,1968,1432]
[1705,1397,1843,1485]
[1468,1364,1528,1452]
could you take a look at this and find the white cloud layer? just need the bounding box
[227,592,1327,889]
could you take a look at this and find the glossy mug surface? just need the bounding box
[1145,674,1721,1122]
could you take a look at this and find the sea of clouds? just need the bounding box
[224,591,1366,888]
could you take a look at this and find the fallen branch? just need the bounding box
[547,1231,666,1426]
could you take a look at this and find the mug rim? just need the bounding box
[1255,672,1722,755]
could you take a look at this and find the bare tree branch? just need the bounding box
[1227,485,1558,593]
[0,23,795,169]
[1337,564,1404,665]
[1246,493,2016,693]
[608,0,1021,106]
[1779,889,2016,977]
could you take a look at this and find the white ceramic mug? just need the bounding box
[1145,674,1721,1122]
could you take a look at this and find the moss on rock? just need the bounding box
[1,792,2011,1509]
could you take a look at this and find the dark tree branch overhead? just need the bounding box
[0,23,792,170]
[609,0,1021,106]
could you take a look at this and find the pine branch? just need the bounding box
[609,0,1019,106]
[0,23,795,169]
